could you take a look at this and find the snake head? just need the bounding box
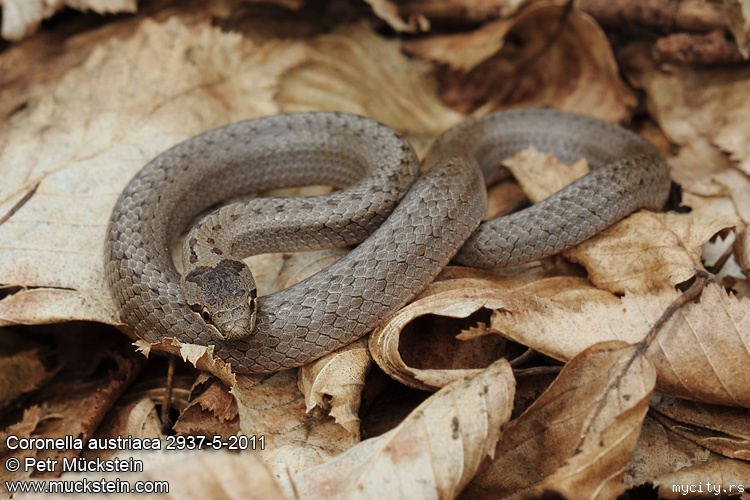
[181,259,257,341]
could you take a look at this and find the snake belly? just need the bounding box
[105,109,670,373]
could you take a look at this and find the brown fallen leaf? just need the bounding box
[0,329,141,491]
[173,377,240,439]
[83,398,164,461]
[231,370,359,477]
[649,393,750,461]
[404,17,515,72]
[738,227,750,277]
[291,359,515,499]
[463,341,655,499]
[625,414,750,494]
[362,0,428,32]
[564,204,739,294]
[298,338,371,438]
[502,149,589,204]
[0,16,307,376]
[0,0,137,41]
[19,449,287,500]
[624,42,750,179]
[407,3,636,120]
[491,282,750,407]
[369,275,613,390]
[397,0,527,24]
[277,22,463,155]
[650,454,750,498]
[0,349,52,411]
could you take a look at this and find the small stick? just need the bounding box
[0,181,40,226]
[160,356,176,433]
[637,271,711,352]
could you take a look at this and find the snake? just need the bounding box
[105,109,671,374]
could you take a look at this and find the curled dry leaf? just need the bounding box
[370,275,615,390]
[1,0,137,41]
[719,0,750,57]
[0,17,305,347]
[624,44,750,178]
[276,22,463,154]
[0,340,141,489]
[564,205,739,295]
[291,359,515,499]
[463,341,655,499]
[19,449,287,500]
[404,17,515,73]
[231,370,358,479]
[298,338,371,437]
[501,149,589,204]
[369,281,505,391]
[625,415,750,495]
[649,393,750,461]
[491,282,750,407]
[737,227,750,277]
[362,0,428,32]
[397,0,527,24]
[0,349,51,411]
[406,3,636,121]
[173,378,240,439]
[84,398,163,461]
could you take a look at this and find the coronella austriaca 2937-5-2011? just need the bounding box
[105,109,671,373]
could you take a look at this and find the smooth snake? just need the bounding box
[105,109,671,373]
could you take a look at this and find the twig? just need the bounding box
[0,181,40,226]
[160,356,176,433]
[637,271,711,352]
[709,242,735,275]
[577,271,710,450]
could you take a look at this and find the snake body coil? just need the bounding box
[105,110,670,373]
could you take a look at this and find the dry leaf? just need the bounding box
[18,449,287,500]
[0,17,306,372]
[720,0,750,57]
[173,378,240,439]
[84,398,164,461]
[362,0,428,32]
[650,454,750,498]
[231,370,359,478]
[397,0,527,24]
[370,275,613,390]
[1,0,137,41]
[564,205,739,294]
[291,359,515,499]
[277,22,463,154]
[404,17,515,72]
[502,149,589,203]
[738,227,750,277]
[491,282,750,407]
[298,338,371,437]
[627,413,750,497]
[0,333,141,492]
[464,341,655,498]
[625,43,750,179]
[0,349,51,411]
[649,394,750,461]
[414,3,637,121]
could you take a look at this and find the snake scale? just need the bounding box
[105,109,671,373]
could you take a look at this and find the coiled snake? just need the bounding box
[105,109,671,373]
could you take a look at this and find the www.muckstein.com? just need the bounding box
[673,482,745,496]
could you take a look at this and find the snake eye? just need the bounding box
[201,306,212,324]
